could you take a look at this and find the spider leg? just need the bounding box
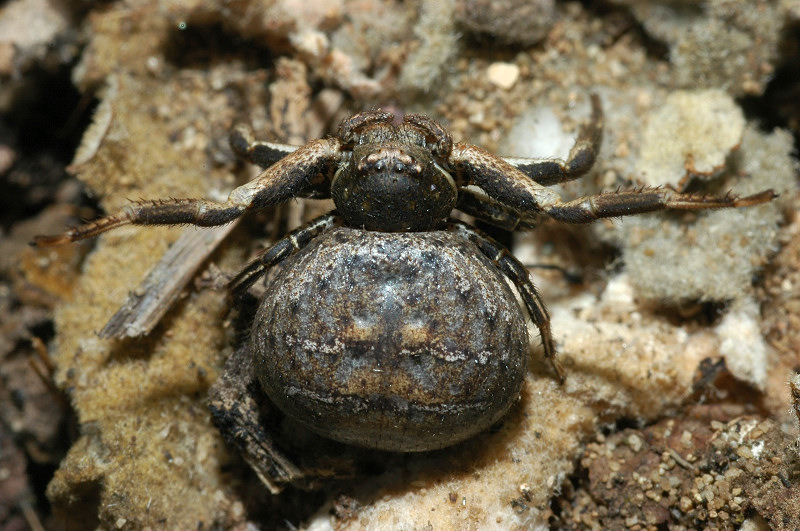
[208,342,310,494]
[457,187,539,230]
[403,114,453,158]
[502,94,603,186]
[536,187,778,224]
[451,143,776,224]
[448,220,566,384]
[32,137,342,246]
[229,212,340,299]
[229,124,299,169]
[337,109,394,144]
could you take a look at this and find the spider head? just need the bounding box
[331,142,457,232]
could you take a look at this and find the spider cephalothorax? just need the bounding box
[34,95,776,492]
[330,110,457,231]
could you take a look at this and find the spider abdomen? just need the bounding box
[252,227,528,451]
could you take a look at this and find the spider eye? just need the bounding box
[358,149,420,175]
[332,146,457,231]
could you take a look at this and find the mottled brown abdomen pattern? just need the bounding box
[253,227,528,451]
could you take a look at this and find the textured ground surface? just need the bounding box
[2,0,800,529]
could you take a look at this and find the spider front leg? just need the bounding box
[403,113,453,158]
[449,221,566,383]
[32,137,342,246]
[451,143,776,224]
[502,93,603,186]
[337,109,395,144]
[537,187,778,224]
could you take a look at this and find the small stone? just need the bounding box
[487,62,520,90]
[627,433,643,452]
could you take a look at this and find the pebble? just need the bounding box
[487,62,520,90]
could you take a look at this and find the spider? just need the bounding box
[34,95,775,491]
